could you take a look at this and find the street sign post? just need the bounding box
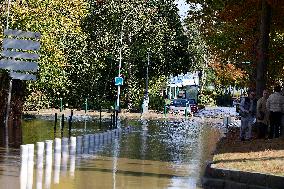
[2,29,41,80]
[1,29,41,126]
[115,77,124,86]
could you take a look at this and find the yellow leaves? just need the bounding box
[6,0,89,71]
[11,0,88,34]
[209,57,248,86]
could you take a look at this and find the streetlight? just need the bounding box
[116,7,140,110]
[142,52,150,114]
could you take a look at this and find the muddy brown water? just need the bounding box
[0,117,221,189]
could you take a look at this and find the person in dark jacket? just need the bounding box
[256,90,269,139]
[239,90,257,141]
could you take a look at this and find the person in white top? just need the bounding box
[266,85,284,138]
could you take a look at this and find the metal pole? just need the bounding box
[99,106,102,128]
[5,79,12,127]
[164,104,167,118]
[6,0,11,30]
[60,98,63,112]
[61,114,64,137]
[185,104,187,119]
[146,52,149,99]
[54,113,57,132]
[4,0,12,127]
[116,8,139,110]
[116,30,123,110]
[85,98,88,114]
[142,52,150,114]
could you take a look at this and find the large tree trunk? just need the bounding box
[256,0,271,98]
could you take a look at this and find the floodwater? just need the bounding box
[0,116,221,189]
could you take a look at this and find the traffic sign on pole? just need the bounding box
[1,29,41,80]
[115,77,124,86]
[0,59,38,72]
[10,72,36,81]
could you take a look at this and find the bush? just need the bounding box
[149,95,164,111]
[198,94,216,106]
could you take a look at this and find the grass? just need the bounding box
[212,127,284,176]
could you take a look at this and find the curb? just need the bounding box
[202,162,284,189]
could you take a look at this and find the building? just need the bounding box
[165,72,200,103]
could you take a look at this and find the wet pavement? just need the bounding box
[0,117,221,189]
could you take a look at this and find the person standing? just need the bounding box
[256,90,269,139]
[239,90,257,141]
[266,85,284,138]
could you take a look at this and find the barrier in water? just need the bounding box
[36,142,44,189]
[19,124,134,189]
[45,140,53,189]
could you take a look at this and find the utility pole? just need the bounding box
[116,8,139,111]
[4,0,12,127]
[142,52,150,114]
[146,51,149,100]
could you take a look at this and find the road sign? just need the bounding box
[3,38,40,51]
[2,50,39,60]
[0,59,38,72]
[4,29,41,39]
[10,72,36,81]
[115,77,124,86]
[0,29,41,80]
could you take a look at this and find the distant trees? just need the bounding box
[186,0,284,97]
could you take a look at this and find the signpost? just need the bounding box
[1,29,41,126]
[2,29,41,79]
[142,52,150,114]
[115,77,124,86]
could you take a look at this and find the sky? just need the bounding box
[175,0,190,20]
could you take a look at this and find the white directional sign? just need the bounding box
[3,38,40,51]
[10,72,36,81]
[4,29,41,39]
[0,59,38,72]
[2,50,39,60]
[1,29,41,80]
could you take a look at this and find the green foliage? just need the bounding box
[148,75,167,111]
[0,0,191,110]
[198,90,216,106]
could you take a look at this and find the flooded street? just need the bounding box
[0,117,221,189]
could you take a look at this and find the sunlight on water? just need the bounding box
[0,117,220,189]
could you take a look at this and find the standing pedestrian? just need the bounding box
[239,90,257,141]
[256,89,269,139]
[266,85,284,138]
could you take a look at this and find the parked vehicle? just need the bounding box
[169,98,198,115]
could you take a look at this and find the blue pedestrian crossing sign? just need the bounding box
[115,77,123,86]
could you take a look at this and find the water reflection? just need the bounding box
[36,142,44,189]
[0,118,220,189]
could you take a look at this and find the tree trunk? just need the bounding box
[256,0,271,98]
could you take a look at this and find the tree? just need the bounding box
[186,0,284,96]
[0,0,190,111]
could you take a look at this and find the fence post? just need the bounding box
[99,106,102,128]
[85,98,88,114]
[61,114,64,137]
[60,98,63,112]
